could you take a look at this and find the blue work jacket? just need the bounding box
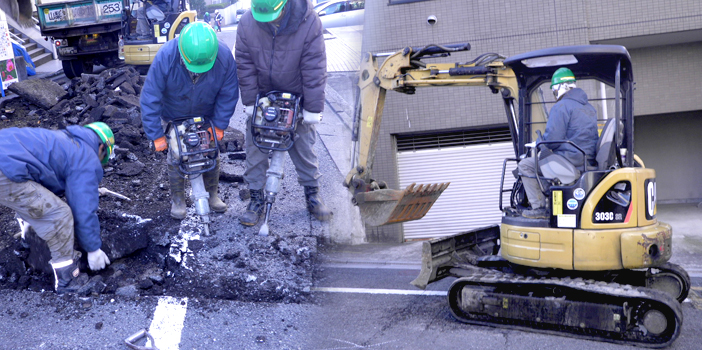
[543,88,599,167]
[0,126,104,252]
[140,38,239,141]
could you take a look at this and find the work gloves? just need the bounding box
[244,105,254,117]
[88,249,111,271]
[153,136,168,152]
[302,109,322,125]
[208,126,225,141]
[245,105,321,124]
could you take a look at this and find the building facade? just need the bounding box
[361,0,702,242]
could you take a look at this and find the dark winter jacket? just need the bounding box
[542,88,599,167]
[235,0,326,113]
[0,126,104,252]
[140,38,239,140]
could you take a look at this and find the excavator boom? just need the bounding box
[347,44,519,226]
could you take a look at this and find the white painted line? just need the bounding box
[147,296,189,350]
[311,287,447,296]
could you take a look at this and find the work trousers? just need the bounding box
[517,156,546,209]
[0,170,75,264]
[244,120,321,190]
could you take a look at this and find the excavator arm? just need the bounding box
[346,43,520,226]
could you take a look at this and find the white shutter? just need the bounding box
[397,142,516,240]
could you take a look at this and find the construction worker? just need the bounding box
[518,67,599,218]
[203,11,211,25]
[140,22,239,220]
[236,0,333,226]
[0,122,115,294]
[214,10,224,32]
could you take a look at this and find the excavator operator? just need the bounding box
[140,22,239,220]
[518,67,599,219]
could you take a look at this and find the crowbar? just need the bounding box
[99,187,132,201]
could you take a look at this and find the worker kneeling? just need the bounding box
[518,68,599,219]
[0,122,115,294]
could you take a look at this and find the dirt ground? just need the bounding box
[0,68,326,303]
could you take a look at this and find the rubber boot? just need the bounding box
[239,189,264,226]
[51,259,88,294]
[304,186,333,221]
[167,164,187,219]
[203,159,227,213]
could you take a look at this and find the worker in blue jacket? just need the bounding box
[140,22,239,220]
[0,122,115,294]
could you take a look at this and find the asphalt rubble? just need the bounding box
[0,66,336,304]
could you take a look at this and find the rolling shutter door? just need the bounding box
[397,142,516,240]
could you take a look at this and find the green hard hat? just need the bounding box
[550,67,576,88]
[251,0,288,22]
[85,122,115,166]
[178,22,218,74]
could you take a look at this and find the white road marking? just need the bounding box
[147,296,189,350]
[311,287,447,296]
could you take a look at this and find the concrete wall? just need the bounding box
[361,0,702,242]
[635,110,702,203]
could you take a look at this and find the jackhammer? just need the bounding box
[250,91,302,236]
[167,117,219,236]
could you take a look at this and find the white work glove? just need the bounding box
[302,109,322,125]
[87,249,110,271]
[244,105,254,117]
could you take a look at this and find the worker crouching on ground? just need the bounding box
[236,0,332,225]
[140,22,239,219]
[0,122,115,294]
[518,67,599,219]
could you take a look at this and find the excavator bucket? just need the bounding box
[411,225,500,289]
[355,183,449,226]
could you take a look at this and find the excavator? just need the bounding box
[344,43,690,347]
[119,0,196,73]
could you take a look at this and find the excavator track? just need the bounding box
[447,267,683,348]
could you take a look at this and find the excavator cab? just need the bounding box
[120,0,196,73]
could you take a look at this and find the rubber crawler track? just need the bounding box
[448,267,683,348]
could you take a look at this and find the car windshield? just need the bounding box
[314,1,329,12]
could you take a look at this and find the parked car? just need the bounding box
[235,9,247,24]
[313,1,329,12]
[316,0,364,29]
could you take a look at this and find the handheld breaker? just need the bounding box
[250,91,301,236]
[167,117,220,236]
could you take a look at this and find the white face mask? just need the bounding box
[552,82,575,100]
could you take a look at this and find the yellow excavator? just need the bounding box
[120,0,196,73]
[345,43,690,347]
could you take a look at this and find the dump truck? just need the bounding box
[36,0,123,78]
[346,43,690,347]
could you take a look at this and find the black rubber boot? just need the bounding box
[51,259,88,294]
[239,189,264,226]
[167,164,187,219]
[304,186,332,221]
[203,159,227,213]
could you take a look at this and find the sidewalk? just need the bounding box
[324,25,362,72]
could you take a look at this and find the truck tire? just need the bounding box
[62,59,94,79]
